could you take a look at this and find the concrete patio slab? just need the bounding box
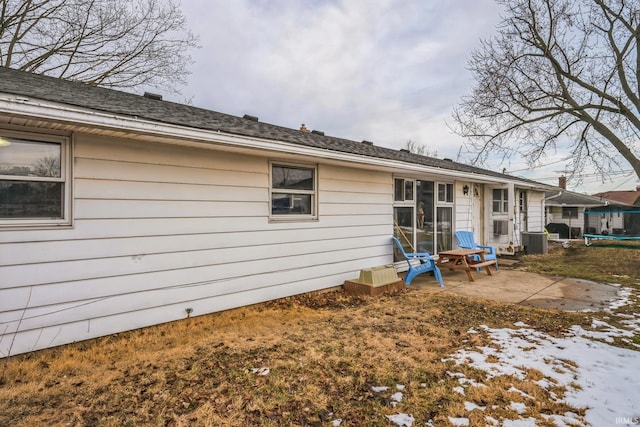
[445,284,534,304]
[405,267,621,312]
[521,277,620,311]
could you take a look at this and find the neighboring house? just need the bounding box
[544,187,613,238]
[582,205,640,237]
[592,187,640,207]
[0,67,549,356]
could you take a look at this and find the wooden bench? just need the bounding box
[470,260,497,269]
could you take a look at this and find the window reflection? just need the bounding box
[393,206,414,261]
[272,166,313,190]
[0,138,61,178]
[0,181,63,218]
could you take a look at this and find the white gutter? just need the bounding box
[0,94,537,186]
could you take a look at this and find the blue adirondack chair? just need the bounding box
[392,237,444,286]
[454,230,498,270]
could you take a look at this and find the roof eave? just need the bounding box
[0,93,546,187]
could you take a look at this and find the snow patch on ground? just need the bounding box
[374,384,412,424]
[390,391,403,407]
[510,401,527,414]
[606,286,632,312]
[448,416,469,426]
[501,418,538,426]
[386,413,414,426]
[444,322,640,426]
[569,321,633,343]
[464,401,485,411]
[453,386,465,395]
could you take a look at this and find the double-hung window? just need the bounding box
[0,131,72,227]
[270,162,317,220]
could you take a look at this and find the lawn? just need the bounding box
[1,243,638,426]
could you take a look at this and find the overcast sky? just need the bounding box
[177,0,639,194]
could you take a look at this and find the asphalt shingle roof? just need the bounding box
[0,66,544,186]
[544,190,609,206]
[592,190,640,207]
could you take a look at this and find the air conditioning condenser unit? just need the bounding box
[522,232,548,254]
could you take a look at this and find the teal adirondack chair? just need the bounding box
[392,237,444,286]
[454,230,498,270]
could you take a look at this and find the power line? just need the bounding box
[520,170,634,181]
[610,174,637,190]
[505,157,573,173]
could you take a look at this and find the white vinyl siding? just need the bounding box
[0,134,392,357]
[527,191,545,232]
[546,206,589,234]
[455,181,472,232]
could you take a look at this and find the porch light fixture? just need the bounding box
[463,184,469,195]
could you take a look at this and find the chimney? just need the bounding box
[559,176,567,190]
[300,124,309,132]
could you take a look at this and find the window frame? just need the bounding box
[492,188,509,214]
[437,182,454,204]
[519,191,527,212]
[269,161,318,221]
[0,129,73,229]
[394,177,414,203]
[562,206,578,219]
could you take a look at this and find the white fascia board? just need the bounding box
[0,94,532,186]
[516,182,554,191]
[546,202,604,207]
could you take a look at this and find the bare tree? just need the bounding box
[403,139,438,157]
[33,155,60,177]
[453,0,640,182]
[0,0,199,92]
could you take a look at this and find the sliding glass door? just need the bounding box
[393,177,415,260]
[393,206,414,255]
[393,178,453,261]
[416,180,434,253]
[436,206,453,252]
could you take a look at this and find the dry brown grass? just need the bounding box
[520,241,640,347]
[520,240,640,287]
[1,290,590,426]
[1,243,638,426]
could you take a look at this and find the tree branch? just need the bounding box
[455,0,640,181]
